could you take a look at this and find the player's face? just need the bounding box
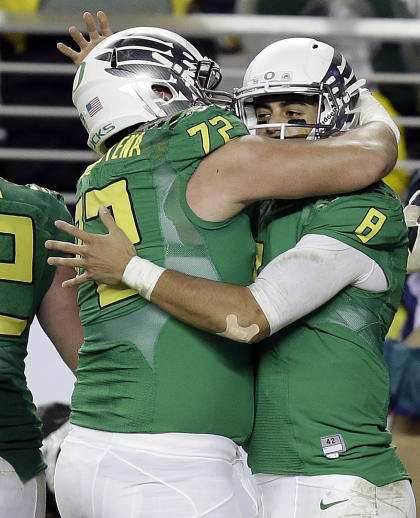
[254,94,319,139]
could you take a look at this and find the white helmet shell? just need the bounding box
[235,37,365,138]
[72,27,221,153]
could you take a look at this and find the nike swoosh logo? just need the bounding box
[320,498,349,510]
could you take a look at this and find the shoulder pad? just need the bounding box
[26,183,64,202]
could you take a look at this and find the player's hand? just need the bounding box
[57,11,113,67]
[45,206,137,287]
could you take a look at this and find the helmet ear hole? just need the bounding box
[152,85,173,101]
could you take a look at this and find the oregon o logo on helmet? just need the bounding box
[73,62,86,93]
[89,123,116,146]
[264,71,275,80]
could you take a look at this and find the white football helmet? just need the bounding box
[72,27,221,153]
[235,38,365,138]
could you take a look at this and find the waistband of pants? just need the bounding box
[66,425,240,461]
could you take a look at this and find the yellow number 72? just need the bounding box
[187,116,234,154]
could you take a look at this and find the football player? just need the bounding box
[0,180,83,518]
[50,37,415,517]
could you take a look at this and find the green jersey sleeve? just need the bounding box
[39,188,74,247]
[23,184,74,302]
[302,183,408,270]
[163,105,250,231]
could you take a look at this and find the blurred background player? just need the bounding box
[0,178,83,518]
[51,37,416,517]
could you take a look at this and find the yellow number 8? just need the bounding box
[354,208,387,243]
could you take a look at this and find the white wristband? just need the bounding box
[358,88,400,144]
[122,256,165,301]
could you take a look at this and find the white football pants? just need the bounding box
[55,425,259,518]
[0,456,46,518]
[254,473,416,517]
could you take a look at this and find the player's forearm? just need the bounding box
[152,270,269,343]
[220,122,396,208]
[319,89,399,191]
[326,122,398,188]
[281,121,397,198]
[39,309,82,374]
[122,258,269,343]
[37,265,83,373]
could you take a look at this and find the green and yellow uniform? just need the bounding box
[246,183,410,486]
[0,178,72,482]
[71,105,256,443]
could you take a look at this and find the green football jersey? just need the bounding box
[246,183,410,486]
[71,105,256,443]
[0,178,73,483]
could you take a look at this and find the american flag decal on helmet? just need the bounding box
[86,96,103,117]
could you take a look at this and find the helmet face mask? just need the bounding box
[72,27,222,153]
[195,59,222,90]
[235,38,365,139]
